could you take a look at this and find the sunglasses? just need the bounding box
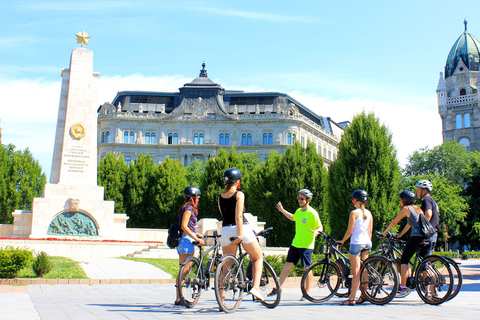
[298,198,306,201]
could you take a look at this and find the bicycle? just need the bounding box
[177,231,222,308]
[300,231,399,305]
[214,227,281,313]
[363,231,455,305]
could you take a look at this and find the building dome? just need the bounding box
[184,62,218,87]
[445,20,480,78]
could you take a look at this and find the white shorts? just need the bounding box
[221,224,256,246]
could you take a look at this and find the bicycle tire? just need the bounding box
[360,255,398,305]
[300,260,341,302]
[415,255,453,305]
[214,255,244,313]
[442,256,462,301]
[256,261,282,308]
[178,256,202,308]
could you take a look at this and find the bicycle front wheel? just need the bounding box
[301,260,341,302]
[256,260,282,308]
[360,255,398,305]
[415,255,453,305]
[214,255,244,313]
[178,256,202,308]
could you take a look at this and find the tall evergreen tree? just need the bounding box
[248,141,327,247]
[151,157,187,228]
[328,112,401,243]
[123,153,156,227]
[98,153,128,214]
[184,159,204,187]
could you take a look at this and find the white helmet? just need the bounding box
[299,189,313,199]
[415,180,433,191]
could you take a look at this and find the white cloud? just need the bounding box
[0,74,443,181]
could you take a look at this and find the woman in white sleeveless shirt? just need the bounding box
[337,190,373,305]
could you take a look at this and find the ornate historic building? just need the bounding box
[437,20,480,151]
[97,63,342,166]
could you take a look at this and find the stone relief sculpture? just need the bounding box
[138,103,143,113]
[47,212,98,236]
[117,102,122,112]
[255,104,260,114]
[233,104,238,114]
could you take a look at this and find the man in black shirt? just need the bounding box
[415,180,439,255]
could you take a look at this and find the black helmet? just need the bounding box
[352,190,368,203]
[223,168,242,184]
[183,186,201,200]
[399,190,416,205]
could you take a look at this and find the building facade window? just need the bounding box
[458,137,470,152]
[194,133,199,145]
[242,133,247,145]
[263,133,268,145]
[465,113,470,128]
[219,134,224,145]
[263,133,273,145]
[151,132,156,144]
[293,134,296,144]
[268,133,273,145]
[247,133,252,145]
[101,132,105,143]
[145,132,150,144]
[173,133,177,144]
[124,131,128,143]
[168,133,173,144]
[287,133,292,145]
[456,114,462,129]
[460,88,466,96]
[105,131,110,143]
[125,156,131,166]
[225,133,229,145]
[199,133,204,145]
[129,132,134,143]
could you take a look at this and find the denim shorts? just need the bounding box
[349,243,371,256]
[177,234,195,255]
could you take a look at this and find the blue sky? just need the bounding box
[1,0,479,180]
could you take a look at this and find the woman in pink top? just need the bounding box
[337,190,373,305]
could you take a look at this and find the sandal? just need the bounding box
[356,295,366,305]
[340,299,356,306]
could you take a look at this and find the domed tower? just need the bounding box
[438,20,480,152]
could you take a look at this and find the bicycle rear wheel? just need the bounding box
[178,257,202,308]
[301,260,341,302]
[254,261,282,308]
[360,255,398,305]
[442,257,462,301]
[415,255,453,305]
[214,255,244,313]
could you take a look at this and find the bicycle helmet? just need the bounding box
[399,190,416,205]
[298,189,313,199]
[223,168,242,184]
[352,189,368,203]
[415,180,433,191]
[183,186,201,200]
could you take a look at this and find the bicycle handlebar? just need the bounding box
[229,226,273,242]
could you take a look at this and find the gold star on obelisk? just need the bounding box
[75,30,90,48]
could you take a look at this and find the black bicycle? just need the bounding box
[365,231,455,305]
[300,232,398,304]
[177,231,222,308]
[214,227,281,313]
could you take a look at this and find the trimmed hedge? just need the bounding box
[0,246,33,278]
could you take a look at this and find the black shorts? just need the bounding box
[286,246,313,267]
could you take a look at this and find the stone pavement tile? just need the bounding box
[0,291,40,320]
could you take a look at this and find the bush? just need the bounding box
[264,253,325,277]
[461,251,480,259]
[32,251,53,277]
[0,246,33,278]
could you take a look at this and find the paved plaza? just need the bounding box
[1,259,479,319]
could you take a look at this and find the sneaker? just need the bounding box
[174,300,183,306]
[396,286,407,297]
[249,288,264,302]
[267,288,278,297]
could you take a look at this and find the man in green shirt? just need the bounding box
[268,189,323,298]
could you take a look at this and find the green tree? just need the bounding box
[248,141,327,247]
[403,141,469,186]
[184,160,204,186]
[97,153,128,214]
[199,147,258,220]
[0,144,46,223]
[461,153,480,249]
[328,112,401,244]
[123,154,156,228]
[151,157,187,228]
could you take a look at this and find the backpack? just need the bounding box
[419,213,435,239]
[167,223,181,249]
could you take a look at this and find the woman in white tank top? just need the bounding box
[337,190,373,305]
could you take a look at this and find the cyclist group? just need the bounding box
[174,167,441,308]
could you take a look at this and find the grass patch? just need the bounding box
[121,257,178,277]
[16,257,88,279]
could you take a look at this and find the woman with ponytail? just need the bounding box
[175,186,204,306]
[337,190,373,305]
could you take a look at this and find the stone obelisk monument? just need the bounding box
[12,32,128,239]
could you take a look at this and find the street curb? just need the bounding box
[0,278,176,285]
